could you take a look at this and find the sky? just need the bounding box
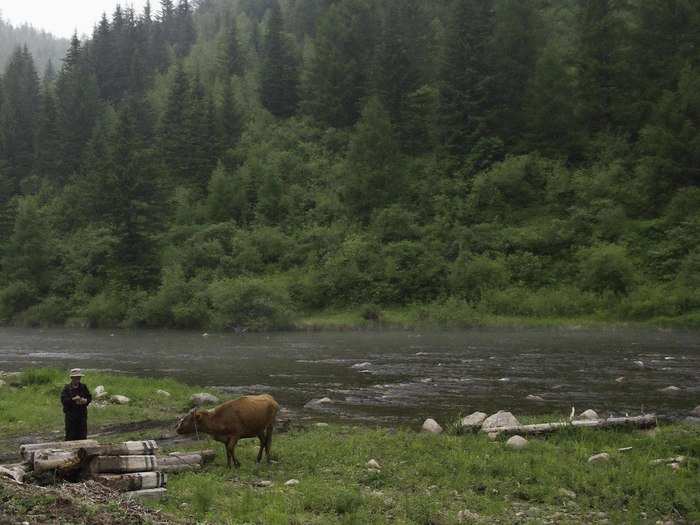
[1,0,149,38]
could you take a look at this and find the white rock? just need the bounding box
[94,385,108,399]
[190,393,219,406]
[351,362,371,369]
[0,379,6,387]
[615,376,625,383]
[421,418,443,434]
[506,435,528,450]
[617,447,633,453]
[578,409,600,421]
[367,459,381,469]
[526,395,545,402]
[588,453,610,464]
[669,462,681,471]
[482,411,520,431]
[558,488,577,499]
[457,510,480,523]
[660,386,681,393]
[498,377,510,382]
[156,389,171,397]
[691,405,700,417]
[304,397,332,408]
[284,479,300,486]
[487,432,499,441]
[110,395,130,405]
[460,412,487,431]
[255,480,273,487]
[633,360,645,369]
[314,422,329,428]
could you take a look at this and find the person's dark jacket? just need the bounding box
[60,383,92,415]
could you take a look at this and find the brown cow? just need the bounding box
[175,394,279,468]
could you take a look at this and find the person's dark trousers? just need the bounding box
[64,413,88,440]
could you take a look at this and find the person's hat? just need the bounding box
[69,368,83,378]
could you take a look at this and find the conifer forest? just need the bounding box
[0,0,699,330]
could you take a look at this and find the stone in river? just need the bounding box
[691,406,700,417]
[587,453,610,464]
[482,411,520,431]
[633,360,645,369]
[659,386,681,393]
[526,395,545,402]
[190,393,220,406]
[304,397,333,409]
[506,435,528,450]
[578,409,599,421]
[352,362,371,369]
[615,376,625,383]
[460,412,487,431]
[421,418,443,434]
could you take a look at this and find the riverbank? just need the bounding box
[1,369,698,524]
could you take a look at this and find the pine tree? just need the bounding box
[33,78,61,181]
[159,63,190,187]
[219,78,242,151]
[260,1,299,118]
[438,0,496,155]
[0,46,40,192]
[218,17,244,77]
[175,0,196,58]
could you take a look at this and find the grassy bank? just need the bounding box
[1,369,699,524]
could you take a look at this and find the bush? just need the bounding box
[80,291,128,328]
[617,283,700,320]
[20,368,63,386]
[208,277,292,330]
[481,286,600,317]
[0,281,39,321]
[449,254,510,301]
[17,296,71,326]
[579,244,636,295]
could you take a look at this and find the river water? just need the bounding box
[1,327,698,425]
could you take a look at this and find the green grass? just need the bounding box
[0,368,214,439]
[1,369,698,524]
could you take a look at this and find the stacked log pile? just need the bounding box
[0,439,215,501]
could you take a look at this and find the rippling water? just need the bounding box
[1,327,698,424]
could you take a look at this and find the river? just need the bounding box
[1,327,698,425]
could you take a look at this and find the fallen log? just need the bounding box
[93,471,167,491]
[125,487,167,501]
[20,440,99,462]
[157,463,202,474]
[0,462,31,483]
[89,455,159,474]
[482,414,657,437]
[78,440,158,460]
[33,450,82,473]
[156,450,215,473]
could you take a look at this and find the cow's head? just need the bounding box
[175,408,199,435]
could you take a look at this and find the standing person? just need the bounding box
[60,368,92,441]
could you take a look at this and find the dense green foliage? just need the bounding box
[0,0,699,329]
[0,15,67,74]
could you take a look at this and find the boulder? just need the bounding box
[314,422,329,428]
[633,360,645,369]
[691,406,700,417]
[284,479,300,486]
[505,435,528,450]
[255,480,273,488]
[351,362,371,369]
[482,411,520,431]
[304,397,332,409]
[615,376,625,383]
[660,386,681,393]
[421,418,443,434]
[190,393,219,406]
[487,432,499,441]
[460,412,487,431]
[367,459,381,469]
[110,395,130,405]
[587,453,610,464]
[578,409,600,421]
[526,395,545,402]
[156,389,171,397]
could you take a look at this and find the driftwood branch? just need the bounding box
[482,414,657,437]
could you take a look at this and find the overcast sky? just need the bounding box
[1,0,150,38]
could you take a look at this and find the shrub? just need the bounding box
[481,286,600,317]
[18,296,71,326]
[80,291,128,328]
[208,277,292,330]
[20,368,63,386]
[360,303,382,321]
[0,281,39,321]
[449,254,510,301]
[579,244,636,295]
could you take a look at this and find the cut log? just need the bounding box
[124,488,167,501]
[78,440,158,460]
[158,463,201,474]
[89,455,159,474]
[156,450,215,472]
[0,463,31,483]
[20,440,99,462]
[93,471,167,491]
[482,414,657,437]
[33,450,82,473]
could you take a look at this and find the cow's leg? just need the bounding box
[256,433,265,463]
[264,425,273,464]
[224,443,231,468]
[226,436,240,468]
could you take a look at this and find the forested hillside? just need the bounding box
[0,15,67,73]
[0,0,698,329]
